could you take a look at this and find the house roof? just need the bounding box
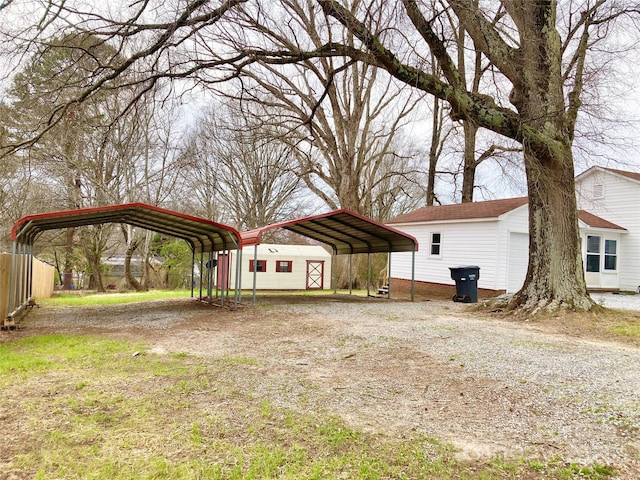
[242,209,418,255]
[603,167,640,182]
[387,197,626,231]
[576,166,640,184]
[387,197,528,224]
[11,203,241,253]
[578,211,626,231]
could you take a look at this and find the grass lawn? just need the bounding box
[42,289,193,307]
[0,331,617,479]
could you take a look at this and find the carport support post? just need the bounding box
[214,255,219,299]
[17,242,25,308]
[387,252,391,299]
[332,250,337,294]
[190,249,195,298]
[234,247,242,308]
[349,254,353,295]
[220,249,227,307]
[207,251,213,302]
[366,253,371,297]
[199,253,204,300]
[252,245,258,305]
[411,249,415,302]
[27,244,34,302]
[7,241,17,317]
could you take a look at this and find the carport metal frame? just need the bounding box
[5,203,243,324]
[241,209,418,303]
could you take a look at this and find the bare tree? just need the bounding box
[313,0,640,312]
[215,0,426,219]
[179,104,304,230]
[2,0,639,312]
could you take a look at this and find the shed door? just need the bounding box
[507,232,529,293]
[306,260,324,290]
[217,253,230,290]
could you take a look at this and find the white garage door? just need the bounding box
[507,232,529,293]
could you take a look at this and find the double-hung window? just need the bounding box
[586,235,601,272]
[276,260,293,273]
[586,236,618,272]
[249,260,267,272]
[430,233,442,256]
[604,239,617,271]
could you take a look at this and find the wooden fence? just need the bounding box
[1,253,55,325]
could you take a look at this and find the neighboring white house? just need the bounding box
[218,244,332,291]
[388,167,636,294]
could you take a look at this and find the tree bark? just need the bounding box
[124,240,144,292]
[505,1,594,312]
[512,139,592,312]
[460,121,478,203]
[426,95,441,206]
[63,227,75,289]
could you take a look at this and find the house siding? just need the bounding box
[389,220,503,290]
[576,170,640,291]
[497,206,530,292]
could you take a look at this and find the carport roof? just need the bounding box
[11,203,241,253]
[241,209,418,255]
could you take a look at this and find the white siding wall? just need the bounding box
[227,245,332,290]
[390,220,502,290]
[577,171,640,291]
[497,205,529,291]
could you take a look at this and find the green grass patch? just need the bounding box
[1,333,619,480]
[611,321,640,338]
[42,289,192,307]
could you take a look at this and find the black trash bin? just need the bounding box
[449,266,480,303]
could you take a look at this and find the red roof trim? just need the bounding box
[11,203,241,252]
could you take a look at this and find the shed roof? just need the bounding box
[387,197,528,224]
[11,203,241,253]
[242,209,418,255]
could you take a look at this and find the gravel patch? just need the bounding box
[14,297,640,477]
[592,292,640,311]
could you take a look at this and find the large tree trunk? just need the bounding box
[460,121,478,203]
[62,227,75,289]
[426,95,441,206]
[87,258,105,292]
[507,1,594,313]
[124,240,144,292]
[510,141,593,312]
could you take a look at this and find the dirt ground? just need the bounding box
[4,295,640,477]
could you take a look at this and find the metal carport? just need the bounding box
[241,209,418,303]
[5,203,243,324]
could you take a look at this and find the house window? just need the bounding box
[430,233,442,256]
[249,260,267,272]
[276,260,293,273]
[593,184,604,199]
[604,239,617,271]
[586,235,600,272]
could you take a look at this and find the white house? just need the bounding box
[575,167,640,292]
[217,243,332,291]
[388,166,637,294]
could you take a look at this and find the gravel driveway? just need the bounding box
[17,296,640,477]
